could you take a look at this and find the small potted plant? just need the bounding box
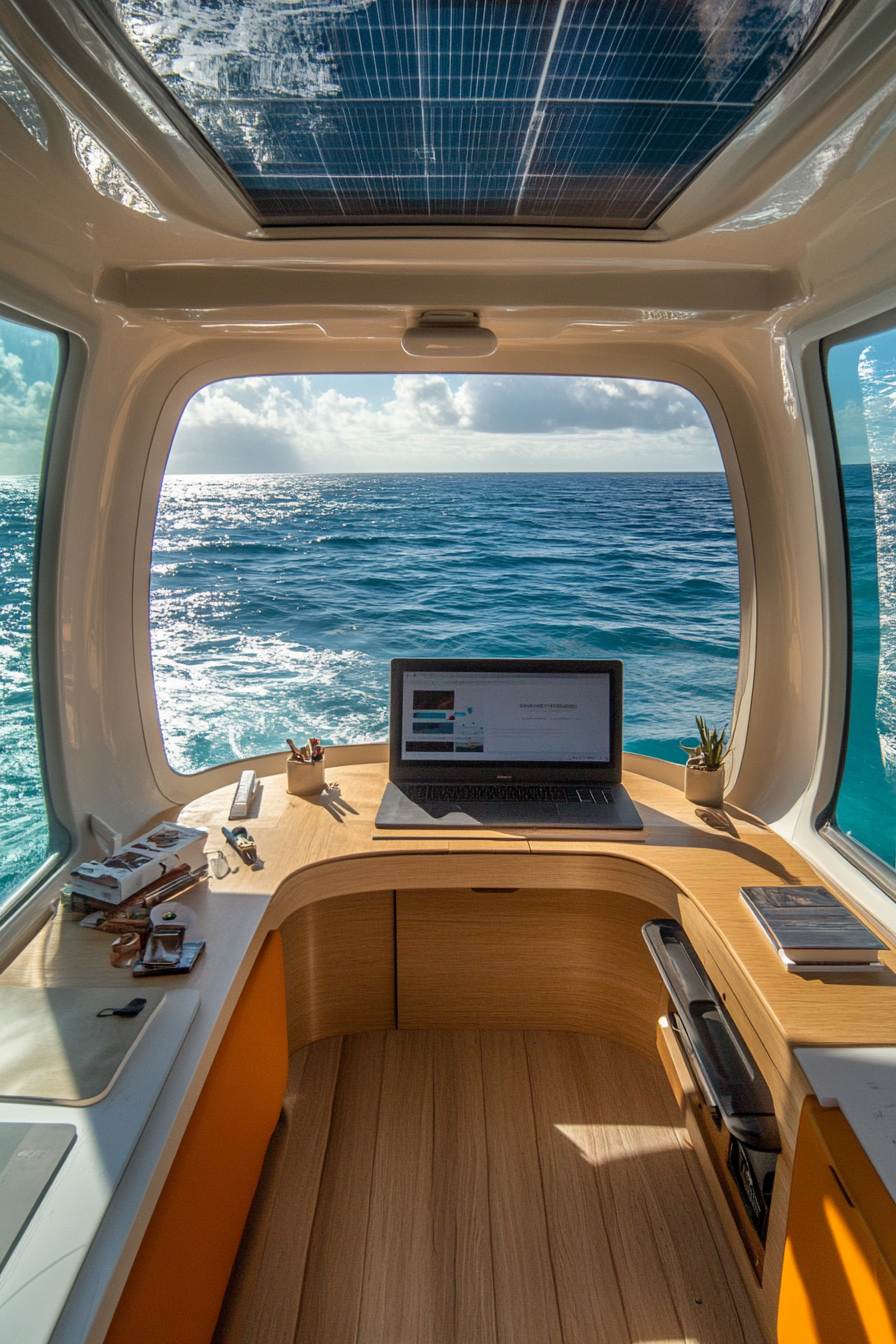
[680,715,731,808]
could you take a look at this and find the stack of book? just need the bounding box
[740,885,887,972]
[68,822,208,918]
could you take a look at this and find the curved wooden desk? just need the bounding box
[5,762,896,1344]
[177,761,896,1070]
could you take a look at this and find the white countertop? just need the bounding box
[796,1046,896,1203]
[51,888,271,1344]
[0,992,198,1344]
[0,881,272,1344]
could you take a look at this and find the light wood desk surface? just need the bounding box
[6,763,896,1068]
[182,765,896,1030]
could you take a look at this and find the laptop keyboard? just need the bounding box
[405,784,613,805]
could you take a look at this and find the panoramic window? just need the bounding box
[0,314,61,909]
[826,325,896,870]
[151,373,739,776]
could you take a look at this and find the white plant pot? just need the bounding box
[286,754,325,796]
[683,764,724,808]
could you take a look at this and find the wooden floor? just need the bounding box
[214,1030,763,1344]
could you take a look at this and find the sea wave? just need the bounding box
[151,472,741,773]
[0,476,49,906]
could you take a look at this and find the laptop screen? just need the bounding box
[390,659,623,783]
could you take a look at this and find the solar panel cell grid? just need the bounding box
[107,0,832,225]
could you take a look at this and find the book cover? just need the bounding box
[740,885,886,962]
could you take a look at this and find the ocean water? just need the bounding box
[0,470,745,910]
[831,323,896,869]
[150,472,741,773]
[838,462,896,866]
[0,476,49,907]
[5,453,896,910]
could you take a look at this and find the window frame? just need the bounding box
[0,302,72,928]
[134,352,755,803]
[818,307,896,899]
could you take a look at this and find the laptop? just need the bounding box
[375,658,643,829]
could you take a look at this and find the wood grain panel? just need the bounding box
[480,1030,564,1344]
[572,1032,762,1344]
[242,1035,342,1344]
[357,1030,435,1344]
[295,1031,386,1344]
[222,1028,762,1344]
[565,1033,685,1343]
[280,889,395,1051]
[396,886,668,1053]
[522,1031,630,1344]
[431,1030,497,1344]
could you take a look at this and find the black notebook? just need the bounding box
[740,885,887,971]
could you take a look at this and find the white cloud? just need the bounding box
[0,345,55,474]
[456,374,709,433]
[167,373,721,474]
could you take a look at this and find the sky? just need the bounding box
[0,320,59,474]
[2,347,890,476]
[827,333,896,466]
[165,373,725,474]
[827,341,871,464]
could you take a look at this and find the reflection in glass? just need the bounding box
[0,52,47,149]
[66,113,163,218]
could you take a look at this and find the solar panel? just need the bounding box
[103,0,833,227]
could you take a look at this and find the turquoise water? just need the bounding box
[827,325,896,869]
[837,464,891,859]
[150,472,741,773]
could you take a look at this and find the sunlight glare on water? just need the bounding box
[0,477,50,902]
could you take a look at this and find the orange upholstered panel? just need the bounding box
[779,1096,896,1344]
[104,931,288,1344]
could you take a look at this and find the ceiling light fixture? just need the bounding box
[402,311,498,357]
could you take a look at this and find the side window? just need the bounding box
[826,325,896,868]
[0,314,61,910]
[151,373,740,775]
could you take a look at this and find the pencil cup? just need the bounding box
[286,754,325,796]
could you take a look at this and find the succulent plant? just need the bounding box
[680,715,731,771]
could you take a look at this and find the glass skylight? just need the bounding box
[106,0,832,227]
